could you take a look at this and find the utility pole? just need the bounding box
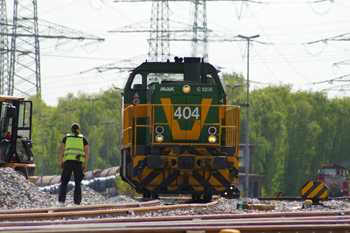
[115,126,121,166]
[114,87,123,166]
[225,84,243,105]
[101,122,115,169]
[64,108,78,133]
[86,98,100,179]
[38,114,50,187]
[238,34,260,197]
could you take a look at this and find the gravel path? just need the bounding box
[1,167,350,218]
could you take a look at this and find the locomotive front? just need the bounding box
[121,57,240,200]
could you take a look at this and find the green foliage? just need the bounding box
[222,72,246,105]
[115,176,140,197]
[223,72,350,197]
[28,73,350,198]
[28,86,122,177]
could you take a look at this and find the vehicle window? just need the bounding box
[0,104,13,138]
[17,102,31,140]
[322,168,337,175]
[131,74,144,90]
[204,73,217,84]
[147,73,184,88]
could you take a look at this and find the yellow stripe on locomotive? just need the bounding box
[120,57,240,200]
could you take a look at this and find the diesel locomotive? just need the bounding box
[120,57,240,200]
[316,164,349,197]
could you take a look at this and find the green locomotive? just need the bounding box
[120,57,240,200]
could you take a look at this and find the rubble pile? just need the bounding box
[0,168,137,210]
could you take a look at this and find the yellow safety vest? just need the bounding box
[63,134,85,163]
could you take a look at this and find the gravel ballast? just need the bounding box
[1,167,350,218]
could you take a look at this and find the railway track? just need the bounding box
[0,211,350,232]
[0,199,350,232]
[0,200,217,221]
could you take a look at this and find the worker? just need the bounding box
[59,123,89,205]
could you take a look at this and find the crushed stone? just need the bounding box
[1,167,350,219]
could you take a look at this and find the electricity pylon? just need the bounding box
[0,0,104,96]
[112,0,255,62]
[87,0,250,74]
[0,0,9,95]
[113,0,210,61]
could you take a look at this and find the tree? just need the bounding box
[29,86,123,177]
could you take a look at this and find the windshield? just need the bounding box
[320,168,337,176]
[147,73,184,87]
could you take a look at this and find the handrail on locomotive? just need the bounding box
[122,103,240,157]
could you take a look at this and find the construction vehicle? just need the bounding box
[0,95,36,183]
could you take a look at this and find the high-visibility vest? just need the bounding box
[63,134,85,162]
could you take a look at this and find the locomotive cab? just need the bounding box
[121,57,240,199]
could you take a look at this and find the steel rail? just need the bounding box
[0,200,160,215]
[1,213,350,226]
[0,201,217,221]
[1,216,350,232]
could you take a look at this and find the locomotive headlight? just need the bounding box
[208,135,217,143]
[182,85,191,93]
[208,126,217,134]
[155,135,164,142]
[155,126,164,134]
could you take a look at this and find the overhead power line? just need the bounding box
[0,0,104,96]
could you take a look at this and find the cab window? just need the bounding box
[131,74,144,90]
[147,73,184,88]
[204,73,217,84]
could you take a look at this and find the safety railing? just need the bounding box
[122,103,240,157]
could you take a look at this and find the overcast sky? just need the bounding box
[6,0,350,106]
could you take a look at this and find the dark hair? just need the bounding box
[71,123,81,136]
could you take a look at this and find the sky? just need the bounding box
[5,0,350,106]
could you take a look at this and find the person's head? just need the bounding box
[71,123,81,136]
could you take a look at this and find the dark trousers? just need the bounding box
[58,160,84,205]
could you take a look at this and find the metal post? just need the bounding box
[38,114,50,187]
[101,122,115,169]
[116,126,121,166]
[114,87,123,167]
[225,84,243,105]
[238,34,260,197]
[64,108,77,133]
[86,98,100,179]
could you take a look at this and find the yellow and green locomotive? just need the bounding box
[120,57,240,200]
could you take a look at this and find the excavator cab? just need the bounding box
[0,95,36,184]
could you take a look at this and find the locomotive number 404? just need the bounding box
[174,107,200,119]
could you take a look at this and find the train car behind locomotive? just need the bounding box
[316,164,349,197]
[120,57,240,200]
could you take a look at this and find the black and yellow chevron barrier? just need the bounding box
[274,192,285,198]
[301,181,328,201]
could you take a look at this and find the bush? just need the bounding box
[115,176,141,197]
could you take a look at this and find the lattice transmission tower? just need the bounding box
[149,1,170,61]
[191,0,208,59]
[0,0,104,96]
[85,0,251,75]
[0,0,10,95]
[113,0,210,61]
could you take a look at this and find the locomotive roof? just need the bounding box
[132,58,219,73]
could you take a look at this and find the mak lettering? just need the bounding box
[160,87,175,91]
